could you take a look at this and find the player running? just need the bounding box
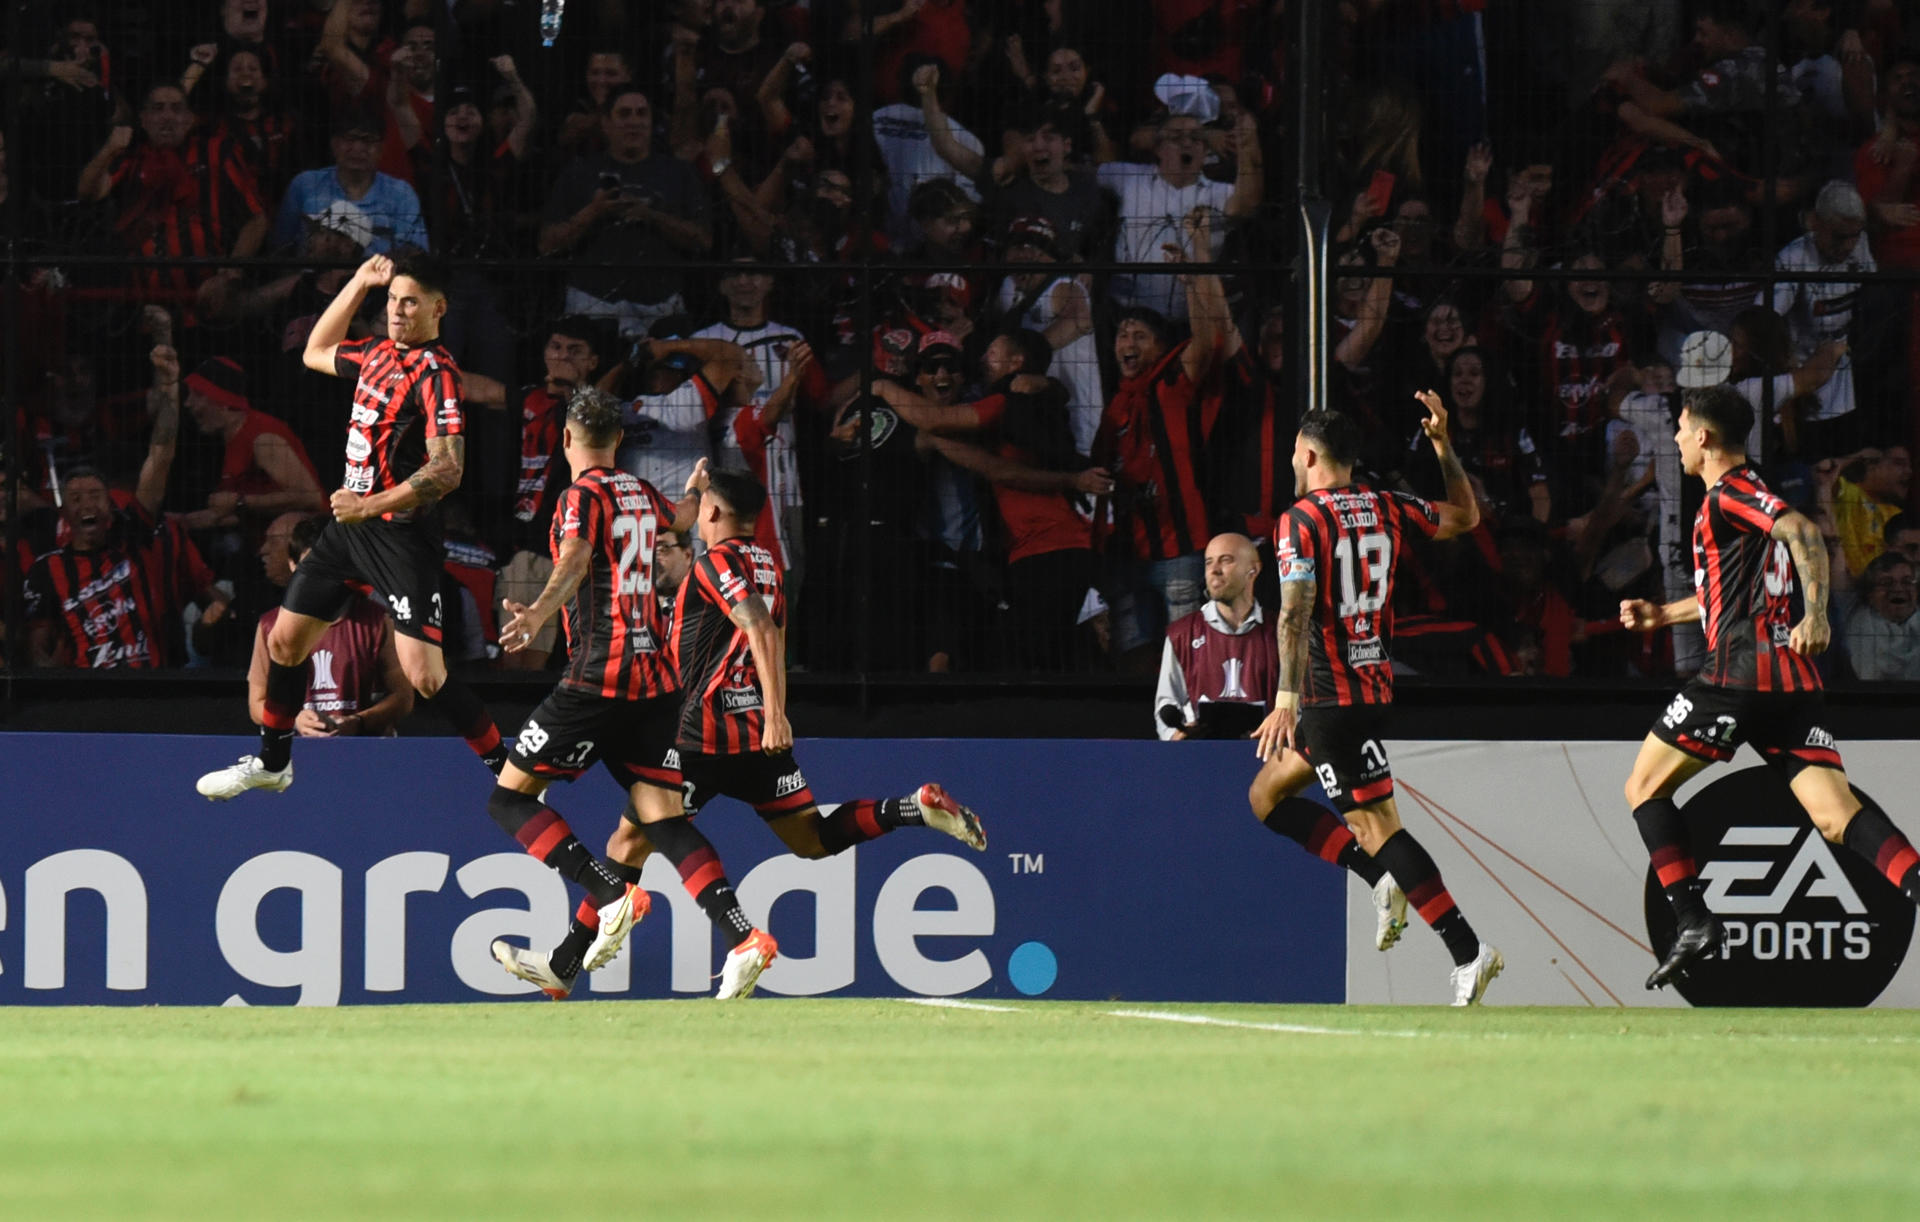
[1252,399,1504,1006]
[479,389,703,990]
[197,252,510,799]
[638,467,987,1000]
[1621,385,1920,990]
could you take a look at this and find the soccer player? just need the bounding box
[647,468,989,1000]
[1252,398,1504,1006]
[483,388,702,990]
[196,252,509,798]
[1620,384,1920,989]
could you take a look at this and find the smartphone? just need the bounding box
[597,171,623,193]
[1365,169,1396,216]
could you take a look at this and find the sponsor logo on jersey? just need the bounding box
[773,770,807,798]
[719,686,762,712]
[1648,768,1913,1006]
[1346,637,1386,667]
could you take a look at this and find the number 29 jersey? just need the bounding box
[1273,484,1441,708]
[1693,464,1820,693]
[552,467,678,700]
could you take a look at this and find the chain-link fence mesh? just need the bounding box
[1,0,1914,689]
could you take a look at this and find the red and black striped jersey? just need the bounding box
[1094,341,1218,561]
[514,386,565,525]
[1273,484,1442,707]
[109,132,266,310]
[1693,464,1821,692]
[23,504,214,669]
[670,535,786,754]
[334,337,464,527]
[552,467,679,701]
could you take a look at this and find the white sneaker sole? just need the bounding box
[582,886,644,972]
[1453,947,1504,1007]
[716,945,773,1000]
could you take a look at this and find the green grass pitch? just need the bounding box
[4,1000,1918,1220]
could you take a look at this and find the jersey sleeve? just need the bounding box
[1273,509,1317,585]
[552,482,596,552]
[419,358,465,438]
[693,545,758,612]
[22,559,52,622]
[1716,479,1788,535]
[1388,490,1444,540]
[333,336,374,378]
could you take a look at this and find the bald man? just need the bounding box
[1155,533,1278,740]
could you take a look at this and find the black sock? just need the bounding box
[1842,798,1920,901]
[551,860,644,980]
[1258,797,1386,886]
[425,675,508,772]
[485,786,625,905]
[817,798,916,853]
[1632,797,1710,924]
[258,660,306,771]
[643,815,753,948]
[1373,829,1480,966]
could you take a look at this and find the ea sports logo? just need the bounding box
[1646,768,1914,1006]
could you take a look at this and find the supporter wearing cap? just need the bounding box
[177,356,327,539]
[1676,323,1846,459]
[995,215,1103,454]
[272,106,429,252]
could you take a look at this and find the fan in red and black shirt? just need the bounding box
[482,389,702,997]
[874,329,1115,671]
[196,253,511,805]
[1621,384,1920,991]
[25,363,230,669]
[605,468,990,1001]
[77,82,267,323]
[1093,236,1238,646]
[1253,397,1504,1005]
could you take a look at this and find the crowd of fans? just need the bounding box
[0,0,1917,685]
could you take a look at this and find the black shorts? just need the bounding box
[512,688,682,790]
[282,518,445,644]
[675,750,819,822]
[1298,704,1395,814]
[1648,679,1844,780]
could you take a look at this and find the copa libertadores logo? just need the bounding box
[1645,767,1914,1006]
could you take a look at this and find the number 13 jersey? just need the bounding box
[551,467,678,700]
[1693,464,1821,693]
[1274,484,1441,707]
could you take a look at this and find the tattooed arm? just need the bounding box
[500,535,591,652]
[729,593,791,753]
[135,345,183,517]
[1774,508,1832,656]
[332,435,464,523]
[1254,570,1314,762]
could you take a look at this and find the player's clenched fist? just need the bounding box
[1619,599,1662,632]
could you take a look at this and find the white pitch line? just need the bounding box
[899,998,1022,1013]
[1107,1009,1428,1038]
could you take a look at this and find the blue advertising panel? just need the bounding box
[0,734,1343,1005]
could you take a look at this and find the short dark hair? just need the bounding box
[547,314,603,353]
[908,176,971,223]
[1002,328,1052,376]
[1297,409,1362,468]
[601,86,649,117]
[1698,0,1756,34]
[1885,512,1917,544]
[390,251,451,298]
[565,387,625,449]
[290,515,327,560]
[63,465,108,490]
[707,469,767,525]
[1114,306,1174,351]
[1681,384,1753,452]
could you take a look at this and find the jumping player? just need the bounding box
[478,388,702,988]
[197,252,511,799]
[647,468,989,1000]
[1621,384,1920,989]
[1252,398,1504,1005]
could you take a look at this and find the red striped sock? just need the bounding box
[1844,802,1920,896]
